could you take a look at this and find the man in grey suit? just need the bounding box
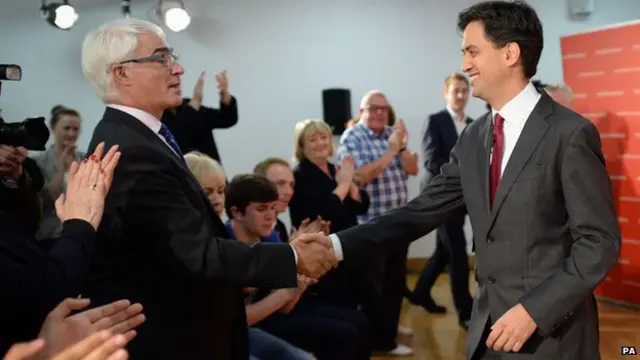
[321,1,620,359]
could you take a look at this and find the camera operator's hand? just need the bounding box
[55,143,121,230]
[0,145,27,180]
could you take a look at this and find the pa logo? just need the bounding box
[621,346,637,355]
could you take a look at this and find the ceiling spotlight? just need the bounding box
[41,0,78,30]
[156,0,191,32]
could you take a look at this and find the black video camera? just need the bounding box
[0,64,49,151]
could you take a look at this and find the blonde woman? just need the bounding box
[289,119,369,311]
[184,151,226,220]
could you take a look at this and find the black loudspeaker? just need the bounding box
[322,88,352,135]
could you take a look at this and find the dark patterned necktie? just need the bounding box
[489,113,504,206]
[159,123,185,161]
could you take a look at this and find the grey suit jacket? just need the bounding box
[335,93,620,359]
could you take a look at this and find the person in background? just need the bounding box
[288,119,370,310]
[162,70,238,165]
[34,105,85,241]
[337,90,418,356]
[544,83,574,109]
[183,152,315,360]
[225,174,370,360]
[0,143,146,355]
[184,151,227,221]
[409,73,474,330]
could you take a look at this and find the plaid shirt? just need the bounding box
[337,123,408,224]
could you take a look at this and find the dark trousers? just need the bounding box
[360,245,408,351]
[471,318,501,359]
[413,215,473,320]
[255,297,370,360]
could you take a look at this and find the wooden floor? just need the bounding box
[372,273,640,360]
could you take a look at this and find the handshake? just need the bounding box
[289,216,338,280]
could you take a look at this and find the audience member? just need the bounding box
[0,143,122,354]
[80,18,334,360]
[410,73,474,330]
[184,151,227,220]
[162,70,239,165]
[34,105,85,240]
[337,90,418,356]
[289,119,370,309]
[545,83,574,109]
[225,175,370,360]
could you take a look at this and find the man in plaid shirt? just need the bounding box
[337,90,418,356]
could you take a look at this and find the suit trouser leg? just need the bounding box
[360,247,405,351]
[444,215,473,321]
[411,226,449,302]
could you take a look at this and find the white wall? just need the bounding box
[0,0,638,258]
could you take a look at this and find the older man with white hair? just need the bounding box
[80,18,337,360]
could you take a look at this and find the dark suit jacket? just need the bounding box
[85,107,297,360]
[334,93,620,359]
[0,212,95,355]
[420,109,472,188]
[161,97,238,165]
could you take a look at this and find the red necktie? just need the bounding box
[490,113,504,206]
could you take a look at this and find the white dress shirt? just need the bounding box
[107,104,305,263]
[328,82,541,262]
[490,82,541,176]
[446,105,468,136]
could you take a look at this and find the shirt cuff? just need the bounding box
[329,234,344,262]
[290,244,298,264]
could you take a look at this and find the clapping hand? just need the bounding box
[55,143,120,230]
[24,297,145,359]
[290,232,337,279]
[38,298,145,357]
[293,217,331,237]
[216,70,231,104]
[335,156,355,185]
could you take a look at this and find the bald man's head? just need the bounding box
[359,90,390,133]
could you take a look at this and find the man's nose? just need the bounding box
[172,61,185,75]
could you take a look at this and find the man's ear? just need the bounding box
[112,66,131,87]
[504,42,521,68]
[229,206,241,220]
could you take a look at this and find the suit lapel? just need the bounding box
[476,113,493,218]
[442,111,459,143]
[488,96,554,227]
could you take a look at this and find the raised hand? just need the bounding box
[335,155,355,185]
[55,143,121,230]
[37,298,145,358]
[290,233,337,279]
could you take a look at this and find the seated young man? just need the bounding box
[225,175,371,360]
[183,152,313,360]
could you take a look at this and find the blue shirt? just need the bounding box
[225,221,283,243]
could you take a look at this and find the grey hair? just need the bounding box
[81,18,166,102]
[544,83,574,102]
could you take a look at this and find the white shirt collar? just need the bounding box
[107,104,163,134]
[490,82,541,124]
[446,105,466,122]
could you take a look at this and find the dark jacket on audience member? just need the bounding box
[289,159,370,307]
[0,210,95,355]
[289,159,370,232]
[161,97,239,165]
